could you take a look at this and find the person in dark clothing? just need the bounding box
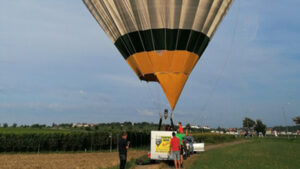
[118,132,129,169]
[170,115,175,131]
[158,109,175,131]
[158,113,163,130]
[165,124,171,131]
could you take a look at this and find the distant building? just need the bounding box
[266,128,273,135]
[72,123,96,128]
[191,125,201,129]
[202,126,210,130]
[228,131,235,135]
[280,131,286,135]
[182,125,201,129]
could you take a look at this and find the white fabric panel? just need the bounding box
[130,0,151,30]
[101,0,127,37]
[147,0,166,29]
[94,0,123,41]
[83,0,119,41]
[192,0,214,33]
[207,0,234,37]
[111,0,139,33]
[83,0,234,41]
[166,0,182,29]
[202,0,224,36]
[179,0,200,29]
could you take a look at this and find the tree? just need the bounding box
[123,122,132,126]
[243,117,255,129]
[254,119,267,135]
[3,123,8,128]
[12,123,17,128]
[217,126,226,133]
[31,124,45,129]
[185,123,191,130]
[293,116,300,125]
[85,127,91,131]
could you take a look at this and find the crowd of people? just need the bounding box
[159,109,188,169]
[118,109,190,169]
[170,122,186,169]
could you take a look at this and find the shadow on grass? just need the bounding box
[99,158,136,169]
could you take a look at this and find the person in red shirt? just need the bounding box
[170,132,181,169]
[177,122,184,168]
[177,122,183,134]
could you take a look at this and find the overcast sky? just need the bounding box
[0,0,299,128]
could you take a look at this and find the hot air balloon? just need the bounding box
[83,0,234,110]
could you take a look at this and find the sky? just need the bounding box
[0,0,299,128]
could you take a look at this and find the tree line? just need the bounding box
[0,130,150,152]
[243,115,300,135]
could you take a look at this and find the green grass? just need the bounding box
[191,133,237,144]
[188,138,300,169]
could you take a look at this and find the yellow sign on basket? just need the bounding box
[155,136,171,153]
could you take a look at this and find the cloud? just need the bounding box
[97,73,141,88]
[0,102,108,112]
[79,90,88,98]
[136,109,155,117]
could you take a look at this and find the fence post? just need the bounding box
[117,134,119,152]
[90,134,93,152]
[38,143,40,154]
[109,133,112,152]
[140,134,142,147]
[135,133,137,148]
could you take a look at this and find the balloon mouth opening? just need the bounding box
[139,73,158,82]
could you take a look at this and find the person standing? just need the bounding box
[118,132,129,169]
[176,122,185,168]
[184,129,193,157]
[177,122,184,134]
[170,132,181,169]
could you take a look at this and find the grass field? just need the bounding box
[188,138,300,169]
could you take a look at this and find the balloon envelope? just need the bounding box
[83,0,234,110]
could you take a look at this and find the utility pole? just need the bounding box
[117,134,119,152]
[245,112,249,138]
[282,106,289,139]
[109,133,112,152]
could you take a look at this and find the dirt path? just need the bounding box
[0,150,147,169]
[135,140,250,169]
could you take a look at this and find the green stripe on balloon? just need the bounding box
[114,29,210,60]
